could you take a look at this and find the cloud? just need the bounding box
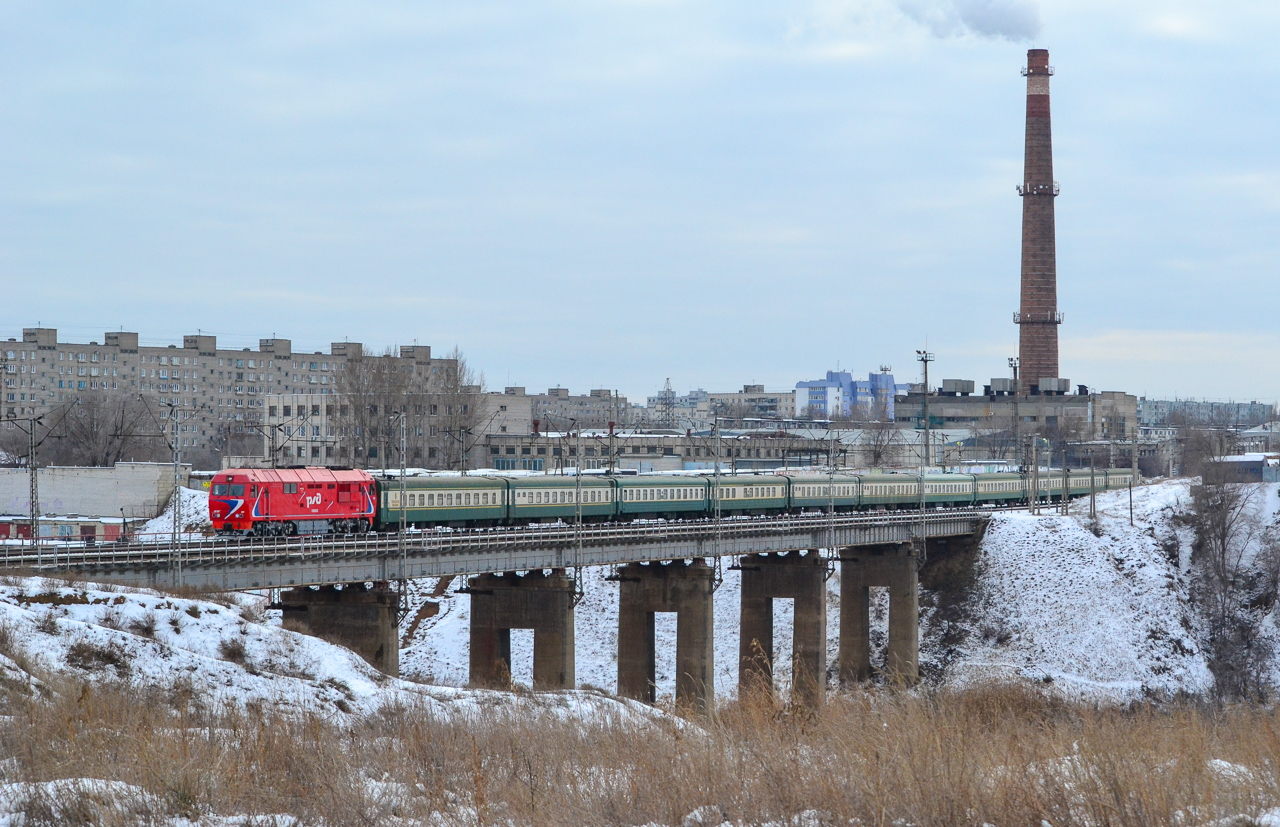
[1063,330,1280,365]
[897,0,1042,41]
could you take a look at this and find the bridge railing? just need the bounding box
[0,508,991,572]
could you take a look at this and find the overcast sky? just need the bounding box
[2,1,1277,403]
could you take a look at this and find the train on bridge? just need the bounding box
[208,466,1134,537]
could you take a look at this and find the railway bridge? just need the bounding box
[2,509,990,708]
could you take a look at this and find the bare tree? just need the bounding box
[1178,420,1234,478]
[857,421,901,469]
[335,345,483,471]
[14,394,169,467]
[428,346,485,470]
[1189,482,1272,699]
[969,415,1018,462]
[334,346,415,470]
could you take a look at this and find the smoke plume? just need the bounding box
[898,0,1042,42]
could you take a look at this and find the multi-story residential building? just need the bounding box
[527,387,629,430]
[644,388,711,427]
[1,328,455,468]
[480,388,535,438]
[1137,398,1275,428]
[707,385,796,421]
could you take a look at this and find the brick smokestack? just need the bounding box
[1016,48,1061,395]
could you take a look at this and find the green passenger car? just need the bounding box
[858,473,920,508]
[787,474,861,511]
[921,474,977,506]
[974,473,1027,504]
[707,474,787,515]
[378,475,508,526]
[616,475,708,517]
[507,476,617,522]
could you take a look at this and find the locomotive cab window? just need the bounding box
[212,484,229,496]
[229,485,245,497]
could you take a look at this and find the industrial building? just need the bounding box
[896,380,1137,443]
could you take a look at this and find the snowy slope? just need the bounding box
[940,482,1215,700]
[139,486,211,540]
[404,480,1277,703]
[0,576,663,723]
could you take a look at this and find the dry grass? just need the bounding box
[2,680,1280,825]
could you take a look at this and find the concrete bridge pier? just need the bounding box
[280,582,401,676]
[738,550,827,706]
[616,559,715,712]
[839,544,919,685]
[467,569,576,690]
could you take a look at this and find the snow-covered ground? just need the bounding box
[938,481,1218,701]
[137,486,212,541]
[404,480,1280,703]
[0,575,666,726]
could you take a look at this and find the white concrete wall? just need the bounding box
[0,462,189,519]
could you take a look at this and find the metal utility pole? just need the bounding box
[916,349,934,470]
[573,421,584,602]
[1030,437,1040,515]
[1009,357,1020,464]
[1089,449,1097,519]
[827,433,837,555]
[573,420,583,532]
[1060,445,1069,515]
[397,411,407,571]
[154,400,183,583]
[713,417,723,561]
[29,419,40,563]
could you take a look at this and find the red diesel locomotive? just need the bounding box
[209,467,377,536]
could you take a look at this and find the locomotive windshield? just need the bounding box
[212,484,228,496]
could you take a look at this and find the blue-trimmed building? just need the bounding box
[795,370,905,420]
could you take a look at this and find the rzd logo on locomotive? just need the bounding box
[305,494,323,507]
